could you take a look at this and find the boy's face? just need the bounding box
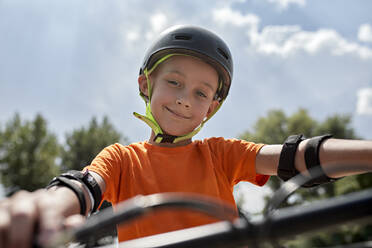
[139,55,220,136]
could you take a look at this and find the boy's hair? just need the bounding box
[134,25,234,144]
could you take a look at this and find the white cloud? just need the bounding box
[252,25,372,59]
[150,13,167,32]
[357,88,372,115]
[212,7,260,44]
[145,12,168,41]
[125,29,140,42]
[212,6,372,59]
[250,25,302,54]
[267,0,306,10]
[358,23,372,43]
[212,7,260,27]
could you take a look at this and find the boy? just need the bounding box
[0,25,371,248]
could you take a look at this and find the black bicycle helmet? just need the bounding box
[139,25,233,102]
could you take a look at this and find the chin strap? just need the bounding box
[133,101,222,144]
[133,54,223,144]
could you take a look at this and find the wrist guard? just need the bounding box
[46,170,102,215]
[46,175,87,215]
[277,134,305,182]
[277,134,335,187]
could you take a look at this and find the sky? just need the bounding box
[1,0,372,213]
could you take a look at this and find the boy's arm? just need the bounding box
[0,171,106,248]
[256,138,372,178]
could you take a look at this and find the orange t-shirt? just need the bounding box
[85,137,269,242]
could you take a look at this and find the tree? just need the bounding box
[61,116,127,228]
[0,113,60,194]
[61,116,127,171]
[239,108,371,247]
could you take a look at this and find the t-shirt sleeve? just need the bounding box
[84,143,124,204]
[210,137,270,187]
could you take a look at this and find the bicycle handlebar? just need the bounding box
[113,188,372,248]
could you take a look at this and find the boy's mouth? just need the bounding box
[165,107,191,119]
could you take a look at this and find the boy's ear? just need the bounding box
[138,74,149,97]
[206,100,220,118]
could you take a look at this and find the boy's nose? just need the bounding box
[176,98,190,108]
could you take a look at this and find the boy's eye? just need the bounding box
[168,80,179,86]
[197,91,207,98]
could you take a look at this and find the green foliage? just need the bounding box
[61,116,127,171]
[240,108,356,144]
[239,108,372,247]
[240,109,288,144]
[0,113,60,194]
[0,114,127,195]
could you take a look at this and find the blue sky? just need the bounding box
[1,0,372,212]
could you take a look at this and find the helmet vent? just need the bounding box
[217,48,229,60]
[174,34,192,40]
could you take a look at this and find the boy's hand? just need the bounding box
[0,189,85,248]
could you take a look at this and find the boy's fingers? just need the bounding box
[36,191,66,246]
[63,214,85,229]
[0,189,66,248]
[0,189,81,248]
[8,191,38,248]
[0,204,11,248]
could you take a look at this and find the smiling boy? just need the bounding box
[143,55,219,142]
[0,25,372,248]
[82,27,271,241]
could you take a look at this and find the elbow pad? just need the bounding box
[277,134,305,182]
[304,134,337,187]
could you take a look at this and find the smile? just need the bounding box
[165,107,191,119]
